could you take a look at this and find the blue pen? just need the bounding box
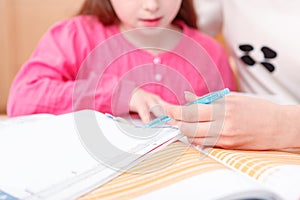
[144,88,230,128]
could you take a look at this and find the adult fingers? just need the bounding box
[178,121,224,138]
[187,137,222,148]
[166,104,213,122]
[188,133,254,150]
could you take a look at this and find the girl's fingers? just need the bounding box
[149,104,164,117]
[184,91,198,102]
[137,106,151,123]
[138,98,170,123]
[149,99,173,117]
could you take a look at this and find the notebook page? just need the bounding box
[0,110,180,199]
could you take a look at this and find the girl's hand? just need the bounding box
[166,93,297,150]
[129,88,173,123]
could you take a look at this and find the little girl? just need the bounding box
[7,0,235,122]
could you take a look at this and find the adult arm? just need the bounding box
[166,93,300,150]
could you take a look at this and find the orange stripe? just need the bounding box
[208,148,300,180]
[80,143,226,199]
[89,159,219,196]
[81,164,223,200]
[79,145,300,200]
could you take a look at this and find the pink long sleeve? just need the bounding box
[7,17,134,117]
[7,16,236,117]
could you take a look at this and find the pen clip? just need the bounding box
[188,88,230,105]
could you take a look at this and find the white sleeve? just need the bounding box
[193,0,223,36]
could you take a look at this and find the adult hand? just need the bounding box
[129,88,173,123]
[166,93,300,150]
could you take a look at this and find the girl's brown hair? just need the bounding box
[77,0,198,29]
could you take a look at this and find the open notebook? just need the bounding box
[0,110,181,200]
[2,110,300,200]
[81,140,300,200]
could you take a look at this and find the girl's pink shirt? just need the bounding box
[7,16,236,117]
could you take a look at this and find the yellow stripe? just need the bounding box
[208,148,300,180]
[82,164,223,200]
[99,156,210,190]
[79,145,300,199]
[79,142,226,199]
[91,156,218,195]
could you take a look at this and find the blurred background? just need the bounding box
[0,0,227,115]
[0,0,84,114]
